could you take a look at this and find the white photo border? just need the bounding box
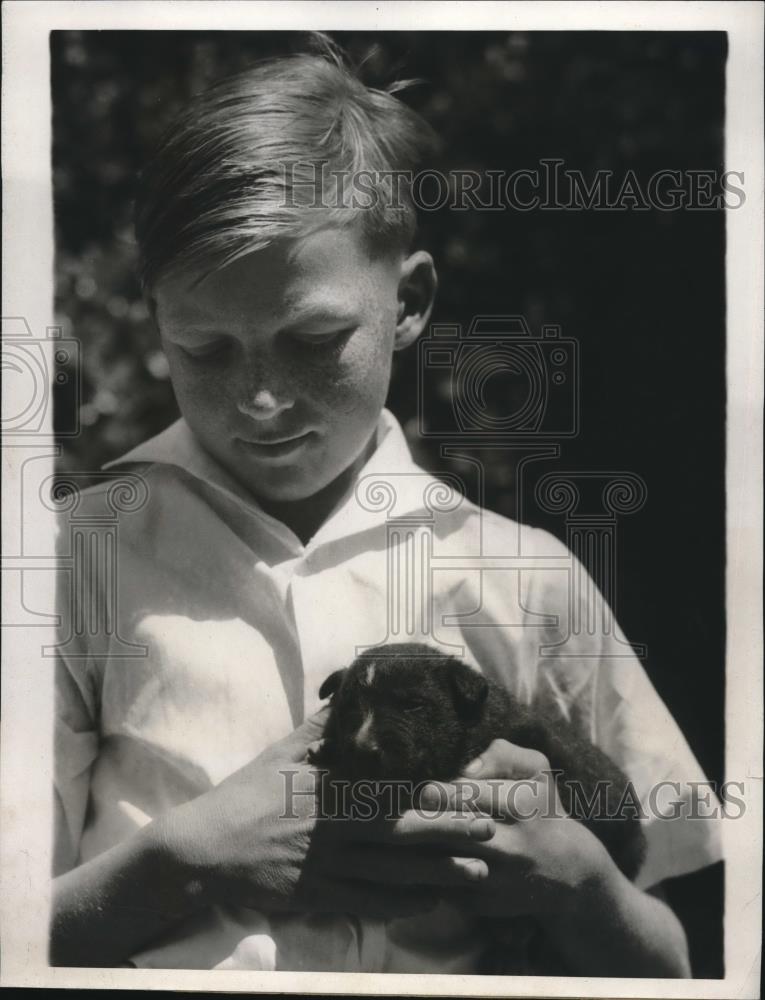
[2,2,762,996]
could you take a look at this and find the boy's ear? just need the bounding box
[394,251,437,350]
[319,668,347,701]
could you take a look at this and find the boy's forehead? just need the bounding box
[154,227,394,329]
[157,283,360,333]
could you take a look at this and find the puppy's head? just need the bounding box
[317,643,488,783]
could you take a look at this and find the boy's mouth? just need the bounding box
[234,430,315,461]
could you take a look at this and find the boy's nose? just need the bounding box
[237,388,295,420]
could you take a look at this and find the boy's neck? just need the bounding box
[256,432,378,546]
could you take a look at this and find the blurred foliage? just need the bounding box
[51,29,726,975]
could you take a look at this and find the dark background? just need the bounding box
[51,30,726,976]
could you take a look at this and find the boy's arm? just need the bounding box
[523,525,724,889]
[50,708,325,968]
[50,711,329,967]
[538,854,691,977]
[464,524,720,974]
[422,745,691,977]
[51,708,496,967]
[50,816,204,967]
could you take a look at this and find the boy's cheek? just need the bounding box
[327,367,391,416]
[167,368,232,421]
[339,333,397,398]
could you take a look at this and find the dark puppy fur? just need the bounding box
[312,642,646,882]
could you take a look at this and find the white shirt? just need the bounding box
[54,409,722,971]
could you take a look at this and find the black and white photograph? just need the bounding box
[1,2,762,995]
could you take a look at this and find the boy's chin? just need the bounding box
[234,461,346,507]
[239,470,327,505]
[203,429,380,520]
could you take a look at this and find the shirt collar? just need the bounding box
[104,419,242,491]
[102,409,456,553]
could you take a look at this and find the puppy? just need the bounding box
[311,642,646,882]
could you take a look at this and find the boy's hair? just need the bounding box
[134,37,437,294]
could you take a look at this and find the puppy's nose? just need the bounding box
[353,713,378,753]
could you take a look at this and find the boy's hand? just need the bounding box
[417,738,613,919]
[417,739,691,977]
[159,709,497,922]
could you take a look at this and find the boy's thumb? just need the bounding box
[281,706,331,762]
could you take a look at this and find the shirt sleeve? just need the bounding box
[52,516,100,877]
[524,526,723,889]
[53,654,99,875]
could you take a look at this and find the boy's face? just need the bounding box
[154,226,435,507]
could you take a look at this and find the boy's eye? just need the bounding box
[291,327,355,351]
[181,340,230,361]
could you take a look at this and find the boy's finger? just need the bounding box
[418,778,555,821]
[355,809,496,847]
[459,739,550,781]
[415,779,485,814]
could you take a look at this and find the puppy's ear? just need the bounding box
[319,668,347,701]
[450,663,488,717]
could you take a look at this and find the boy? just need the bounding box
[51,43,721,974]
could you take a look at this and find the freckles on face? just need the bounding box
[320,311,394,415]
[154,227,403,503]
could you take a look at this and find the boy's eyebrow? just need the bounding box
[278,304,361,333]
[161,299,361,335]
